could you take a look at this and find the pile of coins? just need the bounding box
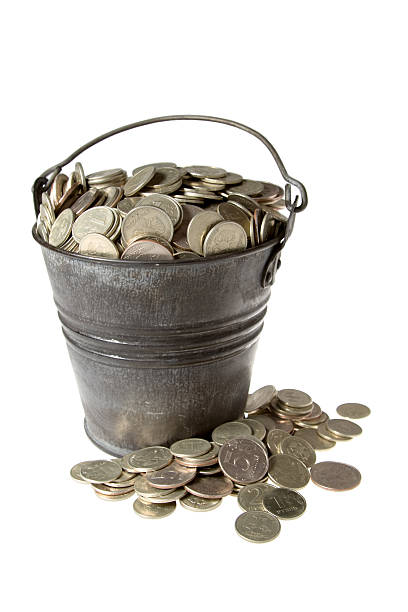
[71,388,370,543]
[36,161,287,260]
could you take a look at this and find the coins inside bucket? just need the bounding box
[71,385,369,542]
[37,161,287,260]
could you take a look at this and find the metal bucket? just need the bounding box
[32,115,307,456]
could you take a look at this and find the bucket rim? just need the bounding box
[32,224,282,267]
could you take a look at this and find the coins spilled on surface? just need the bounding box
[37,161,287,261]
[71,387,370,543]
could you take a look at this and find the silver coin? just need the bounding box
[310,461,361,491]
[124,167,155,196]
[326,419,363,437]
[133,497,176,518]
[212,421,252,445]
[218,437,268,484]
[184,475,233,498]
[268,454,310,489]
[262,487,307,519]
[294,428,336,450]
[139,488,186,504]
[277,389,313,409]
[246,386,277,414]
[242,418,266,440]
[72,207,114,243]
[266,429,291,455]
[122,205,173,245]
[202,221,247,256]
[187,210,223,255]
[185,165,226,179]
[170,438,211,458]
[336,403,371,419]
[317,422,352,442]
[146,463,197,489]
[133,475,176,498]
[227,180,264,197]
[238,483,274,511]
[280,436,316,467]
[235,511,281,543]
[79,460,122,484]
[122,446,173,473]
[180,494,222,512]
[139,194,182,227]
[251,413,277,432]
[132,162,177,175]
[49,209,74,248]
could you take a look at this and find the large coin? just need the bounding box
[124,167,155,196]
[121,238,174,261]
[218,437,268,484]
[326,419,362,437]
[235,511,281,543]
[212,421,251,445]
[310,461,361,491]
[146,463,197,489]
[268,454,310,489]
[218,201,251,236]
[262,487,306,519]
[294,428,336,450]
[139,194,182,227]
[122,206,173,245]
[187,210,223,254]
[79,460,122,484]
[202,221,247,256]
[170,438,211,458]
[49,209,74,247]
[266,429,291,455]
[336,403,371,419]
[184,475,233,498]
[180,494,222,512]
[72,207,114,243]
[277,389,313,409]
[133,497,176,518]
[245,386,277,414]
[280,436,316,467]
[79,233,119,259]
[122,446,173,472]
[238,483,274,511]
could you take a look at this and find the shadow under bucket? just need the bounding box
[32,115,307,456]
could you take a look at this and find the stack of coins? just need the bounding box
[37,161,286,260]
[71,387,369,543]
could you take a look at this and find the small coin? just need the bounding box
[132,162,177,174]
[245,386,277,414]
[117,197,142,216]
[254,182,284,203]
[50,173,68,209]
[302,402,322,421]
[310,461,361,491]
[218,437,268,484]
[139,488,186,503]
[180,494,222,512]
[49,209,74,248]
[106,470,136,488]
[336,403,371,419]
[133,475,176,498]
[146,463,197,489]
[145,167,182,189]
[294,428,336,450]
[326,419,362,438]
[124,167,155,196]
[122,446,173,473]
[317,422,351,442]
[227,193,258,213]
[95,489,135,502]
[74,162,87,190]
[242,418,266,440]
[228,180,264,197]
[79,233,119,259]
[212,421,252,445]
[259,212,276,243]
[103,186,123,208]
[262,487,306,519]
[185,165,226,179]
[79,460,122,484]
[202,220,247,256]
[266,429,291,454]
[92,483,135,496]
[133,497,176,518]
[139,194,182,227]
[70,188,99,216]
[172,203,203,250]
[218,201,251,237]
[280,436,316,467]
[238,483,274,511]
[184,475,233,499]
[122,205,173,245]
[274,420,294,434]
[199,464,222,476]
[268,454,310,489]
[187,210,223,254]
[251,413,277,432]
[70,461,93,483]
[277,389,313,409]
[173,443,219,467]
[235,511,281,543]
[170,438,211,458]
[121,238,173,261]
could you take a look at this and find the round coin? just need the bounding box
[310,461,361,491]
[202,220,247,256]
[139,488,186,503]
[49,209,74,247]
[326,419,362,438]
[242,418,266,440]
[266,429,291,454]
[277,389,313,409]
[184,475,233,499]
[268,454,310,489]
[133,497,176,518]
[317,422,351,442]
[238,483,275,511]
[121,238,173,261]
[79,460,122,484]
[336,403,371,419]
[185,165,226,179]
[173,443,219,467]
[122,205,173,245]
[218,437,268,484]
[294,428,336,450]
[235,511,281,543]
[187,210,223,254]
[246,386,277,414]
[72,207,114,243]
[133,475,176,498]
[228,180,264,197]
[70,461,93,484]
[95,490,135,502]
[124,167,155,196]
[251,413,277,432]
[263,487,306,519]
[212,421,251,446]
[180,494,222,512]
[280,436,316,467]
[79,233,119,259]
[170,438,211,458]
[139,194,182,227]
[172,203,203,250]
[122,446,173,473]
[92,483,135,496]
[146,463,197,489]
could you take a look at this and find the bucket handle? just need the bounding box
[32,114,308,287]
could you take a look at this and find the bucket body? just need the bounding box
[37,235,278,455]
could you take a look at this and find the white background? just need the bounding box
[2,1,406,610]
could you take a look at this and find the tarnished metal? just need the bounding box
[32,116,307,455]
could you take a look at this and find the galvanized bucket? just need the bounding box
[32,115,307,456]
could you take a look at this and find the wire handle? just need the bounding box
[32,114,308,286]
